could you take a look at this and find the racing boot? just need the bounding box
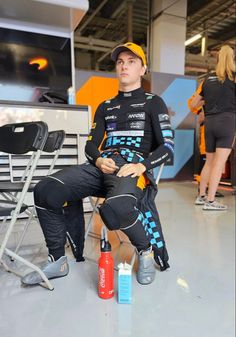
[137,246,156,285]
[21,254,69,285]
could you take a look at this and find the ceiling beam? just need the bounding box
[210,22,236,41]
[97,37,126,63]
[111,1,126,18]
[74,36,116,47]
[187,0,235,29]
[74,43,110,52]
[77,0,109,34]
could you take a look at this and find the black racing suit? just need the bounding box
[85,87,174,169]
[34,87,174,269]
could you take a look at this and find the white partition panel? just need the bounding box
[0,102,92,211]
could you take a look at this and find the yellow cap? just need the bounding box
[111,42,147,66]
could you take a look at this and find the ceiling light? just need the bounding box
[185,34,202,46]
[201,36,206,56]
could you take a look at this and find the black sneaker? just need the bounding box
[215,191,224,198]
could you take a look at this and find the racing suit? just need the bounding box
[34,87,174,270]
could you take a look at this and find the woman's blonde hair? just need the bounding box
[216,45,235,83]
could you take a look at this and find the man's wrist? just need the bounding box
[95,157,103,168]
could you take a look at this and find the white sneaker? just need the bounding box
[203,200,227,211]
[195,196,206,205]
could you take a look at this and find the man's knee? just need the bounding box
[99,194,139,230]
[34,177,71,210]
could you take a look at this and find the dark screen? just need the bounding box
[0,28,71,102]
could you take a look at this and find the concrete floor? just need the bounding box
[0,182,235,337]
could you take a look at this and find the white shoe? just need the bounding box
[203,200,227,211]
[195,196,206,205]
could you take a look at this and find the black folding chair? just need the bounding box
[12,130,66,255]
[0,121,55,290]
[42,130,66,175]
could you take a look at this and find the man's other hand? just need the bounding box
[95,157,119,174]
[117,163,146,178]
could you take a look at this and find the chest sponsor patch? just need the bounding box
[105,115,117,121]
[107,105,121,111]
[129,121,145,130]
[127,112,146,120]
[106,122,117,131]
[130,102,146,108]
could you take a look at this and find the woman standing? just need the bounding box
[190,45,236,210]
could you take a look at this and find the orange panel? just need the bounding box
[76,76,119,118]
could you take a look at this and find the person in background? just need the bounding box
[187,101,224,198]
[21,42,174,286]
[189,45,235,210]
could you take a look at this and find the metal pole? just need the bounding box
[70,9,76,96]
[127,0,133,42]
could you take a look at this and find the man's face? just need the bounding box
[115,51,146,87]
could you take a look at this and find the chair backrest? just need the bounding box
[0,121,48,154]
[0,129,77,184]
[43,130,65,153]
[43,130,66,176]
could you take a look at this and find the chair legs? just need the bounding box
[0,151,53,290]
[13,209,36,256]
[2,248,54,290]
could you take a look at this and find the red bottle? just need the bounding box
[98,234,114,299]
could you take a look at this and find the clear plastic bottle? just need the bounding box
[67,87,75,105]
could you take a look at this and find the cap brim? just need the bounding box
[111,46,134,62]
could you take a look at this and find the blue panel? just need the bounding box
[154,129,194,179]
[161,78,196,129]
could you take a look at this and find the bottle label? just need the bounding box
[99,267,105,288]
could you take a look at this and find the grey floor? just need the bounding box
[0,182,235,337]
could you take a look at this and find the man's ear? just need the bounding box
[141,65,147,76]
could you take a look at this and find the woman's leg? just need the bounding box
[199,152,215,197]
[207,148,232,201]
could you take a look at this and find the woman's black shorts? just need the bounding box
[205,113,235,152]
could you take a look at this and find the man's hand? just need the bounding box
[117,163,146,178]
[95,157,119,174]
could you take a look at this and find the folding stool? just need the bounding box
[0,121,55,290]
